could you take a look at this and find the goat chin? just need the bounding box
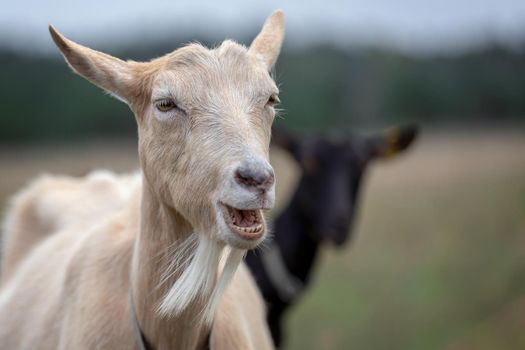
[157,234,245,325]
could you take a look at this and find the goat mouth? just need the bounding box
[220,203,265,241]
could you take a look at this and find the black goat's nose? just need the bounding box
[235,165,275,192]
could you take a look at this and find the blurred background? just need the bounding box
[1,1,525,349]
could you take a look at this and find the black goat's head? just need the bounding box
[274,124,418,246]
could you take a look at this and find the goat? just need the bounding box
[0,10,285,350]
[245,125,419,347]
[0,170,140,285]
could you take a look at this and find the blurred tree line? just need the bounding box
[0,37,524,143]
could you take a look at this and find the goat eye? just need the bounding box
[155,98,177,112]
[267,94,280,106]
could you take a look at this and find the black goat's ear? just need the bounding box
[365,124,419,160]
[271,127,301,160]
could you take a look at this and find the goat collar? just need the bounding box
[129,290,212,350]
[260,238,304,302]
[129,291,155,350]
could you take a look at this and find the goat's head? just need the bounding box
[275,124,418,246]
[49,11,284,250]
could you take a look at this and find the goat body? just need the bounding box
[246,126,419,346]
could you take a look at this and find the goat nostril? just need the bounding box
[235,167,274,191]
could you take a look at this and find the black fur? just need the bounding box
[246,125,418,347]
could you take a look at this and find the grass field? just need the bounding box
[1,129,524,349]
[285,129,525,350]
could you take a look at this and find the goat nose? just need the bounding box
[235,164,275,192]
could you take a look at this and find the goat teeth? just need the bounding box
[235,226,261,233]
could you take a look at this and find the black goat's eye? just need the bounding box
[267,94,280,106]
[155,98,177,112]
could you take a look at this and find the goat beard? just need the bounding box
[157,234,245,325]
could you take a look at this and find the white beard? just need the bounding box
[157,234,244,325]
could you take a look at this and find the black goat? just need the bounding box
[245,125,419,347]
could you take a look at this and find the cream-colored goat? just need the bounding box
[0,10,284,350]
[0,171,141,284]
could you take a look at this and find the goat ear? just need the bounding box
[365,124,419,160]
[49,25,135,104]
[249,10,285,70]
